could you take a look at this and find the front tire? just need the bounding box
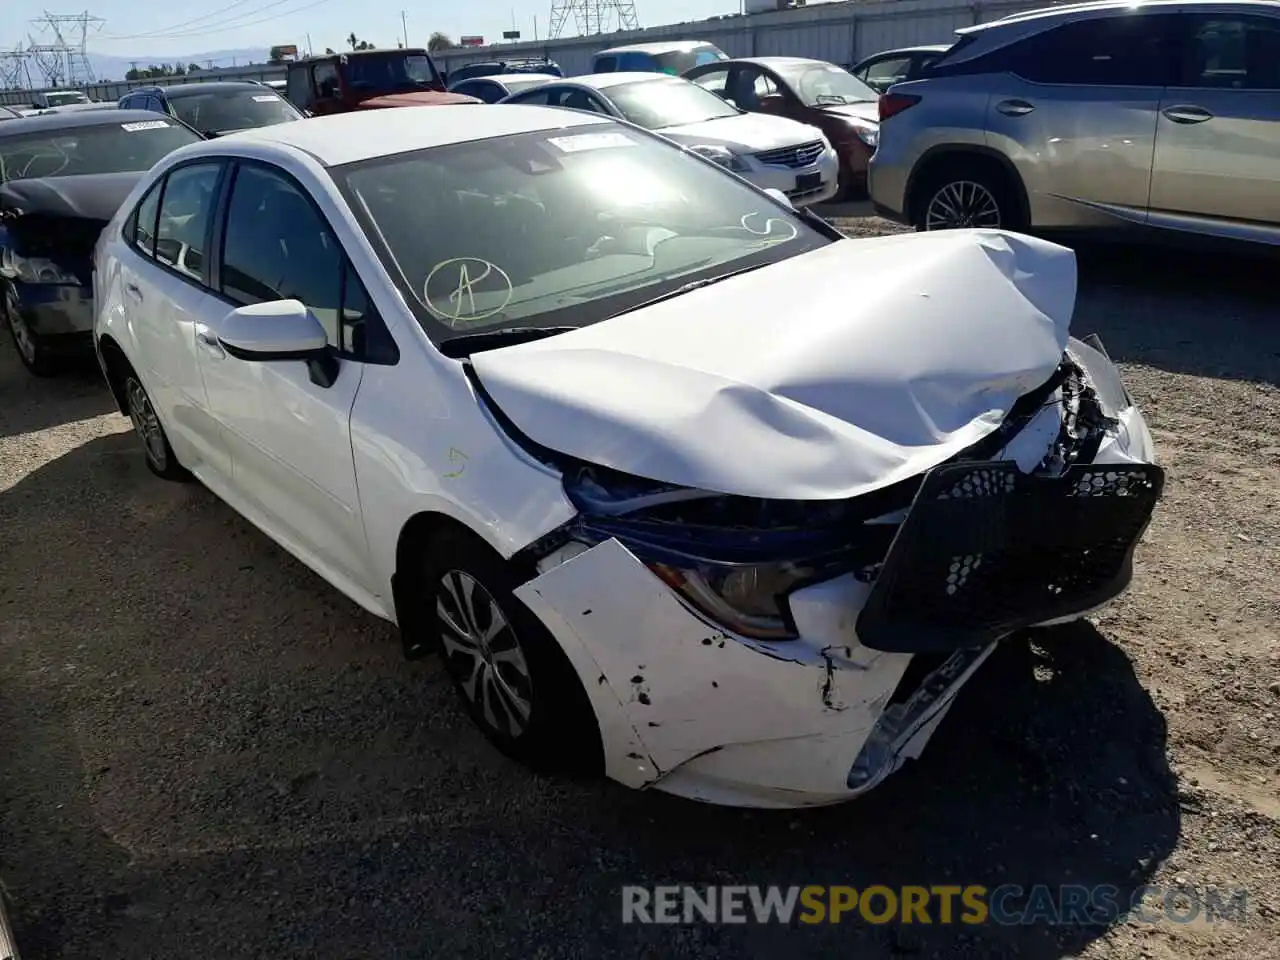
[417,527,602,775]
[3,284,61,377]
[912,161,1022,232]
[122,371,191,482]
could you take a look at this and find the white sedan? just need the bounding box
[93,105,1164,808]
[498,72,840,207]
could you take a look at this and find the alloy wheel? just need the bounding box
[436,569,534,738]
[924,180,1002,230]
[125,377,168,470]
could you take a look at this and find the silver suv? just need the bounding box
[869,0,1280,246]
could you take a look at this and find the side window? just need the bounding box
[914,53,943,77]
[694,49,723,67]
[477,81,506,103]
[1003,15,1179,86]
[691,67,732,98]
[560,89,604,113]
[617,52,654,71]
[219,164,352,348]
[313,62,340,98]
[128,182,162,257]
[1179,15,1280,90]
[286,67,311,108]
[593,55,618,72]
[155,162,221,282]
[865,56,912,88]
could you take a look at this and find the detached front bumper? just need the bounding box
[514,381,1161,808]
[7,280,95,344]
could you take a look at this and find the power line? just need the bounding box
[103,0,340,41]
[99,0,260,40]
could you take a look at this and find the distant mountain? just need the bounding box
[87,48,271,81]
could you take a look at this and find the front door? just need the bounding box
[197,160,375,594]
[1149,12,1280,239]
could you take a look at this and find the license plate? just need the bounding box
[795,172,822,192]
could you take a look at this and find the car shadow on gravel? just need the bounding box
[1071,243,1280,388]
[0,432,1180,960]
[0,340,115,438]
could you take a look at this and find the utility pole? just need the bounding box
[400,10,408,48]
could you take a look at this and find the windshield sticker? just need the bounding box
[546,132,636,154]
[423,257,513,326]
[737,211,799,244]
[251,94,278,102]
[121,120,171,132]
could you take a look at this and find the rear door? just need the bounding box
[984,13,1180,227]
[1149,11,1280,239]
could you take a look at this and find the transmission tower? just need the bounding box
[30,10,105,86]
[0,45,36,90]
[547,0,639,39]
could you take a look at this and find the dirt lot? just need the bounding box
[1,214,1278,960]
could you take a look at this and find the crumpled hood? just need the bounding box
[658,111,824,152]
[356,91,480,109]
[0,171,143,221]
[470,229,1077,501]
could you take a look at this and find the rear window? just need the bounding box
[345,52,439,92]
[170,89,303,134]
[0,119,202,182]
[651,45,727,75]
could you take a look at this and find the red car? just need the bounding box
[684,56,881,200]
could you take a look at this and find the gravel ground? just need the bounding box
[1,215,1278,960]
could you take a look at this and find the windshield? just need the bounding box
[607,78,739,129]
[346,52,438,91]
[0,119,202,182]
[774,61,878,105]
[338,123,829,344]
[651,45,727,75]
[171,89,303,134]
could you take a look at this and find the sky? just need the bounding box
[2,0,738,60]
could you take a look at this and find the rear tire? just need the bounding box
[414,527,603,776]
[118,365,192,482]
[911,159,1024,232]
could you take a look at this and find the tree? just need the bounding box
[187,63,201,72]
[428,31,456,51]
[269,45,291,63]
[324,46,336,54]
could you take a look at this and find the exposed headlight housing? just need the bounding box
[648,560,815,640]
[851,123,878,148]
[0,248,80,285]
[1068,334,1132,416]
[687,144,751,174]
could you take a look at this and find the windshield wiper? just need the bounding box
[438,325,576,358]
[602,261,774,321]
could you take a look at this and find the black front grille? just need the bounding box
[856,461,1165,653]
[754,140,825,169]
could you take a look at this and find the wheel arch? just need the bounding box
[905,144,1030,228]
[96,333,131,416]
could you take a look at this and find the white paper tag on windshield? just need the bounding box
[121,120,170,132]
[547,132,634,153]
[252,95,278,102]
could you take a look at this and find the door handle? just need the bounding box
[195,326,225,358]
[995,99,1035,117]
[1162,104,1212,124]
[124,282,143,302]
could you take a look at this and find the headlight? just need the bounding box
[1068,334,1132,415]
[687,144,751,174]
[0,248,80,285]
[648,560,815,640]
[853,125,879,148]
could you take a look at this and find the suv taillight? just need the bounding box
[878,93,921,122]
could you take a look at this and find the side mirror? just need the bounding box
[763,187,794,209]
[218,299,328,360]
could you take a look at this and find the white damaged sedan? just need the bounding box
[93,105,1164,808]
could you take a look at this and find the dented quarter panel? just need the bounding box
[471,229,1077,500]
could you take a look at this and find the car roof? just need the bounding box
[209,103,613,166]
[294,47,429,62]
[490,73,560,85]
[734,56,832,68]
[561,72,682,90]
[153,81,276,98]
[858,44,951,57]
[963,0,1276,33]
[596,40,718,55]
[0,108,178,137]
